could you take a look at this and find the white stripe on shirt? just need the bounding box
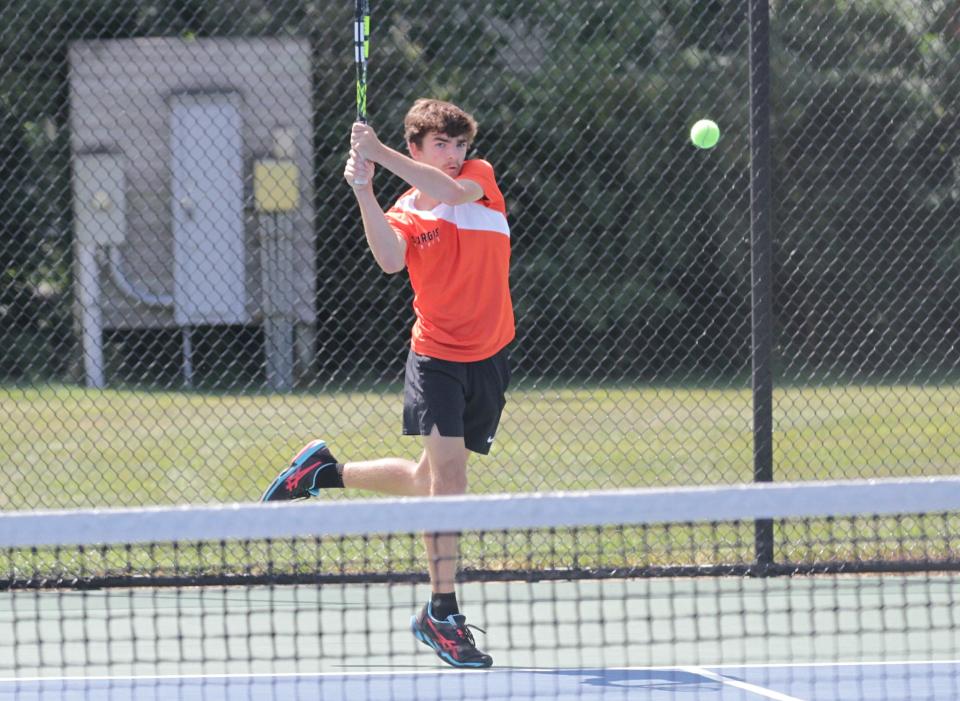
[395,196,510,238]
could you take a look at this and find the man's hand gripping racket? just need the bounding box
[352,0,372,187]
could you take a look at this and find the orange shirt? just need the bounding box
[385,159,514,362]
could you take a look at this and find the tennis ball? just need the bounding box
[690,119,720,149]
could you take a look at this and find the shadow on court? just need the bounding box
[534,667,723,693]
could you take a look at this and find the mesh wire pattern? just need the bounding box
[1,479,959,699]
[0,2,957,518]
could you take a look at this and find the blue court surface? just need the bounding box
[3,661,960,700]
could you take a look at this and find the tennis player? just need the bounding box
[260,99,513,668]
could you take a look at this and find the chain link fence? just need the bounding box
[0,0,957,510]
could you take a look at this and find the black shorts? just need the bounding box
[402,347,511,455]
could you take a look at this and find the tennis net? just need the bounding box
[2,478,959,700]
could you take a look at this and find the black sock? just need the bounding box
[314,463,345,489]
[430,592,459,621]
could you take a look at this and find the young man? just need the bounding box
[260,99,514,669]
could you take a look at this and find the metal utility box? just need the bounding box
[68,38,316,388]
[73,153,127,247]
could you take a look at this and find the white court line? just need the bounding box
[682,666,806,701]
[704,659,960,670]
[3,669,474,684]
[2,659,959,685]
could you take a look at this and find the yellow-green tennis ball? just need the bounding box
[690,119,720,149]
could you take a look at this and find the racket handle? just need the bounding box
[353,153,368,186]
[352,119,368,186]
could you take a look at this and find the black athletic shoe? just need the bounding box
[411,603,493,668]
[260,439,339,501]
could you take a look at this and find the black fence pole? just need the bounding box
[749,0,775,569]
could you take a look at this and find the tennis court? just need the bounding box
[3,479,959,700]
[3,579,960,700]
[5,662,960,700]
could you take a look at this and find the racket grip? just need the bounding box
[351,121,368,185]
[353,156,368,186]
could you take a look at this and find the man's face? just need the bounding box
[409,131,470,176]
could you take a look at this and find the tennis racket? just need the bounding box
[353,0,371,185]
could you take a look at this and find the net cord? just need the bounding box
[1,476,958,549]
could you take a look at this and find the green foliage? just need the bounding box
[0,105,35,278]
[778,0,921,70]
[771,2,959,378]
[0,0,956,384]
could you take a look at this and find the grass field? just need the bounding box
[1,381,957,581]
[1,381,957,511]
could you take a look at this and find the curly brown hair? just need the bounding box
[403,98,478,148]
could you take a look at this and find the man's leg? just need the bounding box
[259,426,492,665]
[420,426,470,597]
[340,453,432,496]
[343,427,468,608]
[267,429,468,589]
[262,444,433,501]
[409,427,492,667]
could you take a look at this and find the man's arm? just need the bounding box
[344,150,406,274]
[351,123,483,206]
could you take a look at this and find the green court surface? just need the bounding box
[4,575,959,699]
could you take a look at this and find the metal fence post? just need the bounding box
[749,0,775,569]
